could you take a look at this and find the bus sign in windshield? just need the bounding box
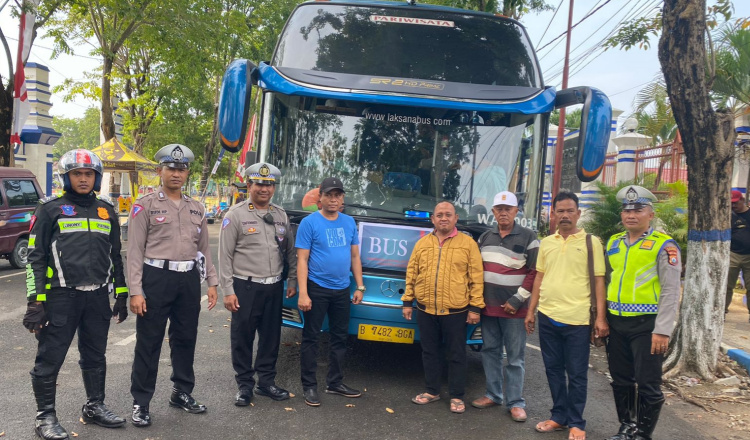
[370,15,455,28]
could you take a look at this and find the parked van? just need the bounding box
[0,167,42,268]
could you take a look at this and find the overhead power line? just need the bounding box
[535,0,565,49]
[536,0,615,52]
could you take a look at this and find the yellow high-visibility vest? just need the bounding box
[606,230,675,316]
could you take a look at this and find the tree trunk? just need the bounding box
[100,56,116,141]
[200,78,222,193]
[0,86,13,166]
[659,0,736,379]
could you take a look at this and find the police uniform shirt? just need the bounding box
[218,200,297,296]
[126,187,218,296]
[606,229,681,336]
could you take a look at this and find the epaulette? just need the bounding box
[39,195,61,204]
[271,203,286,213]
[97,194,115,206]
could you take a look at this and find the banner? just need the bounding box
[235,114,257,179]
[10,0,39,147]
[358,222,433,271]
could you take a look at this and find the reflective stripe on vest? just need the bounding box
[58,218,111,235]
[606,231,674,316]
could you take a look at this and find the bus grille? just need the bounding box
[282,307,302,323]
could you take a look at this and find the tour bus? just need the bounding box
[217,0,611,348]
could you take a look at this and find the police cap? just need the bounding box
[245,162,280,184]
[616,185,657,210]
[155,144,194,169]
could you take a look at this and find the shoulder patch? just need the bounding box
[39,195,61,204]
[131,204,145,218]
[97,195,114,206]
[665,247,680,266]
[222,218,231,230]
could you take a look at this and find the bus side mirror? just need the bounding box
[218,59,258,153]
[555,87,612,182]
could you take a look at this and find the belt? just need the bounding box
[144,258,195,272]
[234,275,282,285]
[75,284,105,291]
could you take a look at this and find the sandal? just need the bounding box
[535,420,566,433]
[568,427,586,440]
[411,393,441,405]
[450,399,465,414]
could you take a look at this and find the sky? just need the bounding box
[0,0,748,125]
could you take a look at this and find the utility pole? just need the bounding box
[550,0,574,233]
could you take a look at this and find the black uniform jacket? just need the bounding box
[25,192,127,302]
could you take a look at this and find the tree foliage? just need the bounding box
[50,106,100,158]
[631,78,677,146]
[0,0,67,166]
[712,24,750,113]
[549,108,582,130]
[423,0,552,18]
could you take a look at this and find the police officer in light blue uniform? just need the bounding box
[604,185,681,440]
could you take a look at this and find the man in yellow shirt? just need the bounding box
[525,191,609,440]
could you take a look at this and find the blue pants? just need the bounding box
[480,315,526,408]
[538,312,590,430]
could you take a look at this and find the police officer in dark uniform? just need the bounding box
[219,162,297,406]
[23,149,128,439]
[127,144,219,427]
[604,186,681,440]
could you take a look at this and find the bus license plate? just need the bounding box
[358,324,414,344]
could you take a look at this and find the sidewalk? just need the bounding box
[722,290,750,372]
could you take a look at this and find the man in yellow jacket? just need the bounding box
[402,201,485,414]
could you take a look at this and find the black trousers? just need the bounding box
[416,309,468,399]
[231,278,283,390]
[130,265,201,406]
[606,313,664,404]
[300,281,350,390]
[30,286,111,379]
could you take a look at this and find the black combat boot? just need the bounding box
[632,396,664,440]
[605,385,637,440]
[31,376,69,440]
[81,368,125,428]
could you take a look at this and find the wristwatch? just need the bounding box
[356,285,366,292]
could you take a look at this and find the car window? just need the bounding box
[4,179,40,207]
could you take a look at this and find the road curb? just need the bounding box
[720,342,750,374]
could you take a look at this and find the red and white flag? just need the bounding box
[235,114,257,179]
[10,0,40,147]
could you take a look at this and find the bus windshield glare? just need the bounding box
[269,93,539,228]
[272,3,540,88]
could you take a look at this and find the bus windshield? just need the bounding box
[268,93,540,227]
[272,3,540,88]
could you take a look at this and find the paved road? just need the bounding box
[0,224,723,439]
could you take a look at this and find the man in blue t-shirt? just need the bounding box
[296,177,365,407]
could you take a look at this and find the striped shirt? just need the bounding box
[478,222,539,318]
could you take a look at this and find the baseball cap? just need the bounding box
[492,191,518,207]
[320,177,345,194]
[732,190,743,203]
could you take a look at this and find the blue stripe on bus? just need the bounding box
[257,63,556,115]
